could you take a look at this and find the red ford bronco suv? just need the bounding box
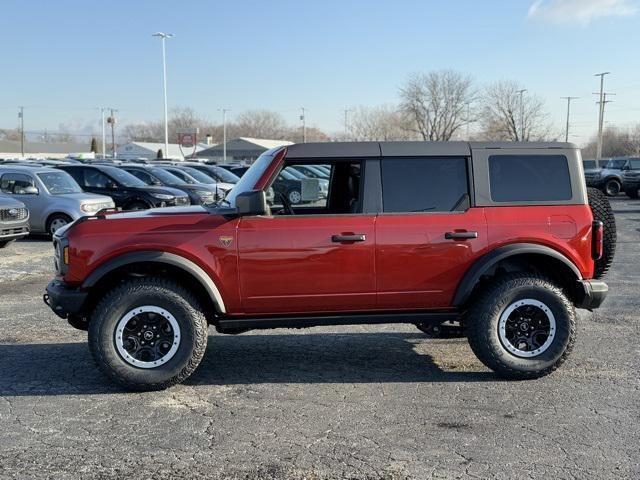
[44,142,616,390]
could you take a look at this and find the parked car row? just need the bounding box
[583,157,640,198]
[0,158,242,240]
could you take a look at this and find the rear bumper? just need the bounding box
[43,280,88,319]
[576,280,608,310]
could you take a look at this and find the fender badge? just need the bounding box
[219,236,233,247]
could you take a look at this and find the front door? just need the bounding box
[375,156,487,309]
[237,160,375,315]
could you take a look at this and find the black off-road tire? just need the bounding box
[626,188,639,199]
[88,277,208,391]
[466,273,576,380]
[587,187,616,279]
[603,178,621,197]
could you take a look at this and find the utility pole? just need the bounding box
[466,102,471,139]
[18,106,24,157]
[561,97,579,143]
[153,32,174,158]
[516,89,527,141]
[343,109,351,139]
[300,107,306,143]
[107,109,117,157]
[220,108,230,163]
[100,108,107,158]
[594,72,610,162]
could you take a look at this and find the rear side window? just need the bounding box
[381,157,469,213]
[1,173,35,194]
[488,155,572,202]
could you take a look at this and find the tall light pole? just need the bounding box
[153,32,174,158]
[561,96,579,143]
[300,107,306,143]
[516,89,527,141]
[219,108,230,163]
[465,102,471,139]
[594,72,610,162]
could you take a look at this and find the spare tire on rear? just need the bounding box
[587,187,616,279]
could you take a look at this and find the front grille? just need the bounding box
[0,207,28,222]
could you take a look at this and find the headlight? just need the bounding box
[80,203,101,213]
[152,193,174,200]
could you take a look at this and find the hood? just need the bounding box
[97,204,238,221]
[170,184,217,194]
[0,195,26,209]
[55,192,114,203]
[583,168,601,174]
[132,185,189,197]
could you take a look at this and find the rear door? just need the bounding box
[375,155,487,310]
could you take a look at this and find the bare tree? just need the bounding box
[581,125,640,159]
[347,105,416,141]
[232,110,288,139]
[479,81,555,141]
[399,70,476,141]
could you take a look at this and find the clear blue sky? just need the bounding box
[1,0,639,144]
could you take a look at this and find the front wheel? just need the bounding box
[604,178,621,197]
[0,240,14,249]
[88,278,208,391]
[46,213,72,236]
[287,189,302,205]
[466,273,576,380]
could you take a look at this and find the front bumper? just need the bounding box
[43,280,88,319]
[576,280,608,310]
[0,224,29,241]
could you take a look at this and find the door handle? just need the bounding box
[445,231,478,240]
[332,234,366,243]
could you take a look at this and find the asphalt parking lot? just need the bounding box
[0,198,638,479]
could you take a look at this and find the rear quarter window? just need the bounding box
[488,155,572,202]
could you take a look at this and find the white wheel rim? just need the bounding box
[50,218,68,233]
[115,306,181,369]
[498,299,556,358]
[289,191,301,203]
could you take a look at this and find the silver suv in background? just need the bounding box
[0,194,29,248]
[0,165,115,235]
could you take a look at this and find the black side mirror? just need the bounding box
[236,190,268,216]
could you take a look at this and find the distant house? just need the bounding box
[0,139,92,159]
[117,141,210,160]
[196,137,294,163]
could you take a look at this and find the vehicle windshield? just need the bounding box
[604,159,627,170]
[37,171,83,194]
[225,149,280,206]
[101,166,147,187]
[210,166,240,183]
[629,159,640,169]
[150,168,187,185]
[179,166,216,184]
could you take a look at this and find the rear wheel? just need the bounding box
[466,273,575,380]
[603,178,621,197]
[88,278,208,391]
[587,187,616,278]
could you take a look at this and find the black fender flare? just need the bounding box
[452,243,582,307]
[82,251,226,313]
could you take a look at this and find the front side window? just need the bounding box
[489,155,572,202]
[629,159,640,169]
[37,171,82,194]
[382,157,469,213]
[84,169,114,188]
[0,173,35,194]
[126,169,155,185]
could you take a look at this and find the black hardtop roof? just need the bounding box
[284,141,577,159]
